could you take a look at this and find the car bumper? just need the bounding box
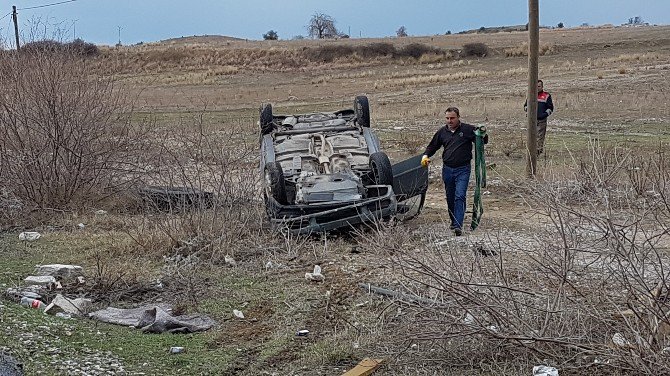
[265,185,397,234]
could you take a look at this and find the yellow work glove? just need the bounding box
[421,155,430,168]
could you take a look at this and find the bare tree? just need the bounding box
[307,13,339,39]
[396,26,408,37]
[0,46,143,210]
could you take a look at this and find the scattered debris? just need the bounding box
[77,223,86,229]
[23,276,56,287]
[20,297,45,310]
[77,276,86,284]
[463,313,475,325]
[343,358,385,376]
[612,332,630,348]
[224,255,237,267]
[55,312,72,319]
[89,305,216,334]
[6,288,41,302]
[473,243,497,257]
[296,329,309,336]
[169,347,185,354]
[305,265,325,282]
[533,365,559,376]
[94,209,107,215]
[44,294,92,316]
[35,264,83,279]
[233,310,245,319]
[18,232,41,241]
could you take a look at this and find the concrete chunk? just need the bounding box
[35,264,83,278]
[24,275,56,286]
[44,294,92,316]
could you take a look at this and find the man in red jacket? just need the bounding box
[525,80,554,155]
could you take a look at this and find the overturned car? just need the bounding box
[260,96,428,234]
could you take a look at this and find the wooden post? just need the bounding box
[12,5,20,50]
[526,0,539,177]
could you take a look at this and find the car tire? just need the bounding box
[369,152,393,186]
[354,95,370,127]
[264,162,287,204]
[260,103,274,135]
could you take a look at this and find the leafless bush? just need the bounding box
[126,113,266,264]
[397,43,444,59]
[21,38,99,57]
[461,42,490,58]
[0,47,142,211]
[379,142,670,374]
[303,43,445,63]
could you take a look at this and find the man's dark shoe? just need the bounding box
[450,223,457,230]
[454,228,463,236]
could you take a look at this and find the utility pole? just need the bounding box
[117,26,122,46]
[12,5,20,50]
[526,0,539,177]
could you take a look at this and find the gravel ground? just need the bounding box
[0,301,127,375]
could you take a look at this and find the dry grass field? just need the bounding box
[1,25,670,375]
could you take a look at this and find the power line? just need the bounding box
[0,11,11,21]
[18,0,77,11]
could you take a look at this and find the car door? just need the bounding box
[391,154,429,219]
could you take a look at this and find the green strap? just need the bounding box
[471,127,487,230]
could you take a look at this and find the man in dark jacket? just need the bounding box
[421,107,488,236]
[524,79,554,155]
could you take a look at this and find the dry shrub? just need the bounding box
[0,48,143,211]
[358,42,396,58]
[461,42,490,57]
[304,43,445,63]
[378,69,492,88]
[303,45,355,62]
[397,43,444,59]
[126,114,266,264]
[380,142,670,374]
[504,43,556,57]
[21,38,100,57]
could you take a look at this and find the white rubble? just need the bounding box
[35,264,84,278]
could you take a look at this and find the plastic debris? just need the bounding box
[233,310,245,319]
[463,313,475,325]
[18,232,41,241]
[305,265,325,282]
[612,332,630,348]
[224,255,237,267]
[20,296,46,310]
[533,365,559,376]
[169,347,185,354]
[296,329,309,336]
[95,210,107,215]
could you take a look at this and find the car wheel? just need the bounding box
[354,95,370,127]
[369,152,393,186]
[260,103,274,135]
[264,162,287,204]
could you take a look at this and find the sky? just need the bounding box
[1,0,669,46]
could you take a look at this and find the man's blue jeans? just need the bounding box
[442,164,471,230]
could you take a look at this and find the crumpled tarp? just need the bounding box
[88,305,216,333]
